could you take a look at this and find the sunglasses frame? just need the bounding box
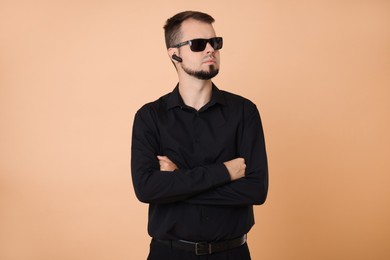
[172,37,223,52]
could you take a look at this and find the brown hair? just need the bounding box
[163,11,215,49]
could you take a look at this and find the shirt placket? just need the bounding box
[192,111,214,236]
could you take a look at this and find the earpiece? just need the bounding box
[172,54,183,62]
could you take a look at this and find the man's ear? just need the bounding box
[167,48,181,69]
[167,48,176,60]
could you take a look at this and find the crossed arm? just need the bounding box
[131,103,268,206]
[157,155,246,181]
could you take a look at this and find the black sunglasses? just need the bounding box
[172,37,223,52]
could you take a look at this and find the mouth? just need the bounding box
[203,55,217,64]
[203,59,216,64]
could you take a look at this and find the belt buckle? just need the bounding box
[195,242,212,255]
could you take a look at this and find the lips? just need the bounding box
[203,59,216,64]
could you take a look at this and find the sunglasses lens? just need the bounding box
[211,37,223,50]
[188,37,223,52]
[190,39,207,52]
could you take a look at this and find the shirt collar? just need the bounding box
[167,83,226,110]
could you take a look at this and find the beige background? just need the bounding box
[1,1,389,259]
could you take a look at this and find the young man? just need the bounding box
[131,11,268,260]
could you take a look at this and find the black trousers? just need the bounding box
[147,239,252,260]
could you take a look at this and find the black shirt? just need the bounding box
[131,84,268,242]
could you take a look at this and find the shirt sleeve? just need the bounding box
[131,106,231,204]
[184,103,268,206]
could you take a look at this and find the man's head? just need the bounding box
[163,11,222,80]
[163,11,215,50]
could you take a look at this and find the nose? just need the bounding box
[205,42,215,54]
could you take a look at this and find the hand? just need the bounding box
[157,155,178,172]
[223,158,246,181]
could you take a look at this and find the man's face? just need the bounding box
[174,19,220,80]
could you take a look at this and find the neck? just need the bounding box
[178,77,213,111]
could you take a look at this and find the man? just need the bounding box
[131,11,268,260]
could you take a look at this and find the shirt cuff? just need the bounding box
[206,163,232,186]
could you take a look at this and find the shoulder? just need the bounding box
[133,93,172,129]
[219,90,263,126]
[136,92,171,115]
[220,89,257,111]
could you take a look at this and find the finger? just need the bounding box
[158,157,174,165]
[157,155,170,161]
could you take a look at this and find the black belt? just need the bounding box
[153,234,247,255]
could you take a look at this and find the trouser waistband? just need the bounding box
[153,234,247,256]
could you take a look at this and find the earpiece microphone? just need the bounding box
[172,54,183,62]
